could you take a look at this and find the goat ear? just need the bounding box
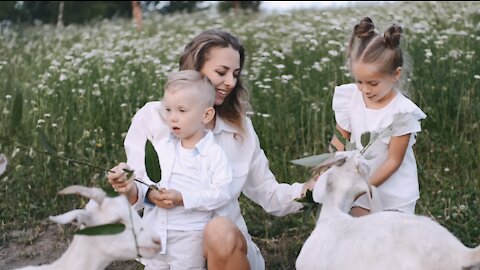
[50,209,91,226]
[312,173,329,204]
[58,185,106,205]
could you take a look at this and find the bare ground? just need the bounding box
[0,220,144,270]
[1,219,306,270]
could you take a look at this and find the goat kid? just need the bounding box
[296,151,480,270]
[14,185,161,270]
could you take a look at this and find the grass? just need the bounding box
[1,1,479,268]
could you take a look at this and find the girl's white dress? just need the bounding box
[333,83,427,212]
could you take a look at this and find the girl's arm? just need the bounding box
[331,124,351,151]
[369,134,410,186]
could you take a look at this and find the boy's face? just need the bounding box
[163,89,210,144]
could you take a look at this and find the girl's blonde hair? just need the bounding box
[179,29,250,134]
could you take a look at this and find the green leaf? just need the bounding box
[37,128,57,155]
[145,140,161,182]
[295,189,314,204]
[105,188,120,197]
[334,128,347,147]
[10,89,23,135]
[345,141,356,151]
[290,153,335,167]
[361,132,371,148]
[75,223,125,236]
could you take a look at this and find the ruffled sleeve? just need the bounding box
[332,83,356,132]
[380,95,427,144]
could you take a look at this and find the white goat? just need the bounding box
[296,151,480,270]
[14,185,161,270]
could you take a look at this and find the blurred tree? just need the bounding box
[143,1,209,14]
[0,2,29,23]
[0,1,132,25]
[217,1,261,12]
[132,0,142,31]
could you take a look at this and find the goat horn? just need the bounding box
[58,185,106,205]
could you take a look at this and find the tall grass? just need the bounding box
[1,1,479,268]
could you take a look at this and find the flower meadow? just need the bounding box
[1,1,479,268]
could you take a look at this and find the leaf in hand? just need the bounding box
[290,153,335,167]
[122,168,134,180]
[145,140,161,182]
[361,132,371,148]
[345,141,356,151]
[334,128,347,147]
[75,223,125,236]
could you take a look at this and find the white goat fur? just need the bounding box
[15,185,161,270]
[296,151,480,270]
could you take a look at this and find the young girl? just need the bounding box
[330,17,427,216]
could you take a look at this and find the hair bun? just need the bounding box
[354,17,375,39]
[384,24,402,48]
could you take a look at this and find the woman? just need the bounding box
[107,29,313,270]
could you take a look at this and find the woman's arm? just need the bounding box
[369,134,410,186]
[240,119,304,216]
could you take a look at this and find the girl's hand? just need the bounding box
[148,188,183,208]
[106,162,136,195]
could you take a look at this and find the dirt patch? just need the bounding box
[0,220,143,270]
[1,219,307,269]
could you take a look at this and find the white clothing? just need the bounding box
[333,83,427,212]
[125,101,304,270]
[143,230,205,270]
[140,131,232,255]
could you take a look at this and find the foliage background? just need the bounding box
[1,1,479,268]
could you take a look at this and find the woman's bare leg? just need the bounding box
[203,217,250,270]
[350,206,370,217]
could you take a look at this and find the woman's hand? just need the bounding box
[148,188,184,208]
[106,162,137,196]
[301,178,317,198]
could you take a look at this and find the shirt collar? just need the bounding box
[212,116,239,135]
[167,130,214,157]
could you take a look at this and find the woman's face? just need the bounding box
[200,46,240,105]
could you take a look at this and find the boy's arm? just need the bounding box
[181,147,233,211]
[369,134,410,187]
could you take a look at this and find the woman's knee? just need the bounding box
[204,217,247,257]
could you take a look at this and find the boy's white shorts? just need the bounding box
[143,230,205,270]
[141,230,266,270]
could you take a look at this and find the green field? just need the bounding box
[1,1,479,268]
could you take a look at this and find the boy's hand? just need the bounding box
[107,162,136,195]
[148,188,183,208]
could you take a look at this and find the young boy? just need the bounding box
[141,70,233,269]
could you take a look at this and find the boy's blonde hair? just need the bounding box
[164,70,215,107]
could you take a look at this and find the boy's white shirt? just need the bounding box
[140,130,233,254]
[127,101,304,243]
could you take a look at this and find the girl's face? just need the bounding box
[200,46,241,106]
[352,61,401,108]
